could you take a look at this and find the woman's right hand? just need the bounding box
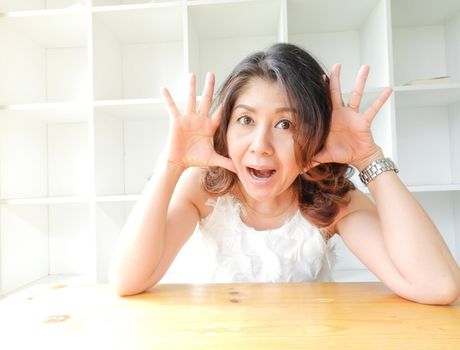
[161,72,236,173]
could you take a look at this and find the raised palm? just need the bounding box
[314,64,392,169]
[161,73,236,172]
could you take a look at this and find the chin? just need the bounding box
[238,181,277,201]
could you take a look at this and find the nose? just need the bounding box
[249,124,274,156]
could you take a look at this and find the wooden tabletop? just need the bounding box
[0,282,459,349]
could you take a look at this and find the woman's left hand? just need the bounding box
[313,64,392,171]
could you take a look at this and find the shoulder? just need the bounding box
[173,167,217,219]
[324,188,376,236]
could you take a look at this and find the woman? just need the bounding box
[109,43,460,305]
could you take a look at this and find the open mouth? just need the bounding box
[247,167,276,180]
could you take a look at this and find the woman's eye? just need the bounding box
[237,115,253,125]
[276,119,292,130]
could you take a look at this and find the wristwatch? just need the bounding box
[358,158,398,186]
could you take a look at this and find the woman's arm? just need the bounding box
[109,72,235,296]
[316,64,460,304]
[335,163,460,305]
[109,160,196,296]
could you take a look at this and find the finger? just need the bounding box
[198,72,215,114]
[185,73,196,114]
[161,87,181,119]
[210,154,237,173]
[329,64,344,109]
[347,65,369,110]
[363,87,393,123]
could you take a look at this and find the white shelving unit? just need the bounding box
[1,0,459,296]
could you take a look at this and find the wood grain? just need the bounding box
[0,282,459,349]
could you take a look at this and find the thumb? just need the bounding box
[312,148,330,166]
[302,159,322,174]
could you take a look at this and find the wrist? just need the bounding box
[167,158,187,170]
[159,149,187,171]
[352,147,385,172]
[358,157,398,186]
[153,152,187,179]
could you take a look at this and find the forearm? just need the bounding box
[109,158,184,291]
[359,153,460,294]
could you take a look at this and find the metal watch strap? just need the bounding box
[358,157,399,186]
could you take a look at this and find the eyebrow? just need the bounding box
[234,104,297,114]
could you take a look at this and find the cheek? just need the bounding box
[277,138,300,170]
[276,137,296,156]
[226,129,240,158]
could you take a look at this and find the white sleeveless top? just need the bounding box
[196,194,336,283]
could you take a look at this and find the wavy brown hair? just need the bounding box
[202,43,355,231]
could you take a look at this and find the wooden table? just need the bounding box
[0,282,459,349]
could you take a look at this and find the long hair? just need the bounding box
[202,43,355,230]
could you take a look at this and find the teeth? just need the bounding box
[249,168,275,178]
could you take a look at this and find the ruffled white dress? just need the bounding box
[196,193,336,283]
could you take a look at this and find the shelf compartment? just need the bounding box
[96,194,139,202]
[0,0,85,13]
[332,269,379,283]
[0,203,92,295]
[92,0,178,7]
[1,196,91,205]
[394,83,460,108]
[92,4,185,101]
[0,274,92,300]
[412,191,460,264]
[0,12,89,105]
[287,0,389,91]
[187,0,282,92]
[94,102,170,196]
[96,201,129,283]
[395,96,460,186]
[0,102,88,122]
[407,184,460,193]
[391,0,460,86]
[0,109,91,199]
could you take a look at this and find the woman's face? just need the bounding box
[226,77,302,201]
